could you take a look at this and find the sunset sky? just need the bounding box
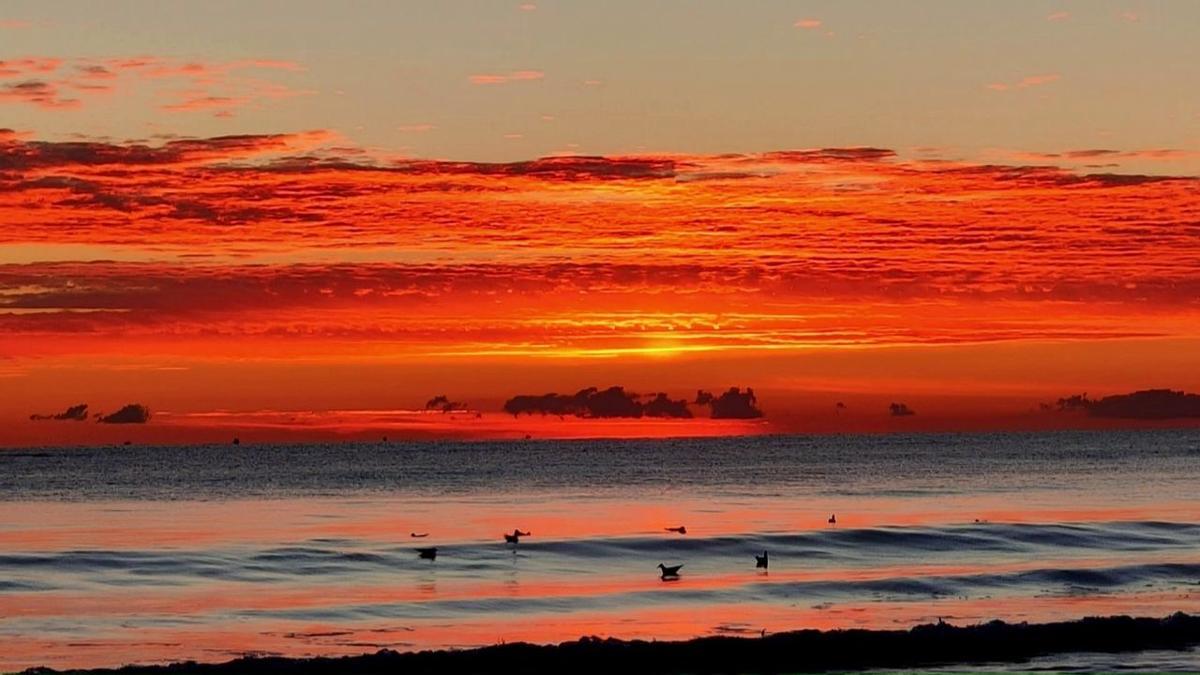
[2,1,1198,444]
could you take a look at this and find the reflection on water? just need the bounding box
[1,430,1199,670]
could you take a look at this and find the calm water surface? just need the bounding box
[2,431,1199,670]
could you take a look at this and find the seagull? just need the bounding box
[664,526,687,534]
[504,529,531,544]
[828,514,837,525]
[658,563,684,579]
[416,547,437,560]
[410,532,429,538]
[755,551,768,569]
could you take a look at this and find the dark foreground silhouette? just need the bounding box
[21,613,1200,675]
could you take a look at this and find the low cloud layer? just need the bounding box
[425,395,466,413]
[30,403,89,421]
[97,403,151,424]
[502,386,732,419]
[694,387,763,419]
[1051,389,1200,420]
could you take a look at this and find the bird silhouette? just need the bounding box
[828,514,837,525]
[755,551,768,569]
[658,563,684,579]
[416,547,437,560]
[410,532,429,538]
[504,529,531,544]
[664,526,687,534]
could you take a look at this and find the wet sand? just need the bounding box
[18,613,1200,675]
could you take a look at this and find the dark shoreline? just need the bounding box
[21,613,1200,675]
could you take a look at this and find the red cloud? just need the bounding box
[1,134,1197,359]
[0,146,1196,374]
[0,130,336,169]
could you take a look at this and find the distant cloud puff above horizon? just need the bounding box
[503,386,696,419]
[30,403,89,421]
[1051,389,1200,420]
[97,404,151,424]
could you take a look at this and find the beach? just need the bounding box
[3,430,1199,671]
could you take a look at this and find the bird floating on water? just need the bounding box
[664,526,687,534]
[755,551,768,569]
[504,529,531,544]
[410,532,429,538]
[828,514,837,525]
[416,547,437,560]
[658,563,684,579]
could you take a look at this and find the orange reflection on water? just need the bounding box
[4,495,1198,552]
[3,589,1196,671]
[1,550,1187,622]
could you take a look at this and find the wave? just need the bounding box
[231,559,1200,621]
[6,521,1197,621]
[4,520,1198,577]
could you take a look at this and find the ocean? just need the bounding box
[2,431,1199,671]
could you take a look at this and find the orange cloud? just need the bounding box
[2,135,1197,331]
[469,70,545,85]
[987,73,1060,91]
[0,19,31,28]
[161,94,247,112]
[0,80,79,109]
[794,18,822,29]
[2,133,1198,437]
[991,148,1199,164]
[510,70,544,80]
[0,55,308,113]
[1018,74,1060,87]
[74,64,117,80]
[1046,11,1069,21]
[0,57,63,77]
